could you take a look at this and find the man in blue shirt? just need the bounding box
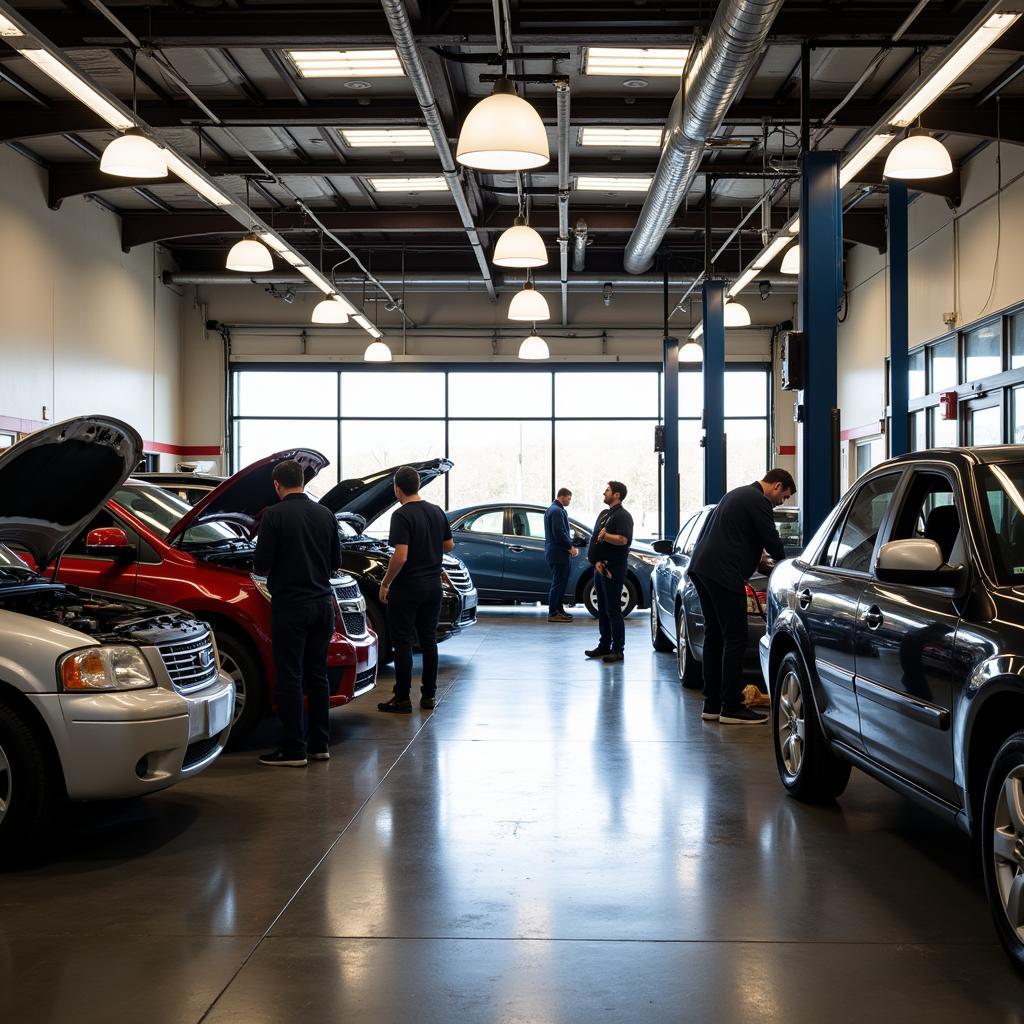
[544,487,578,622]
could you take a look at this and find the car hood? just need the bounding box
[319,458,453,526]
[0,415,142,569]
[166,448,329,543]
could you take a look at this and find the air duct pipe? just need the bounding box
[556,80,571,326]
[623,0,785,275]
[572,220,588,273]
[379,0,497,301]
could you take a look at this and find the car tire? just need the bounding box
[650,599,673,652]
[981,731,1024,977]
[584,576,639,619]
[366,602,393,666]
[771,650,851,802]
[675,608,702,690]
[0,701,61,863]
[215,632,266,743]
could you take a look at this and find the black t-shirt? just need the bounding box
[587,504,634,571]
[388,499,452,587]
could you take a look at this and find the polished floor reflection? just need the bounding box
[3,609,1023,1022]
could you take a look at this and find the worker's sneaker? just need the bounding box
[308,750,331,761]
[719,707,768,725]
[602,651,624,663]
[585,646,611,659]
[259,748,307,767]
[701,702,721,722]
[378,696,413,714]
[420,695,436,710]
[548,612,573,622]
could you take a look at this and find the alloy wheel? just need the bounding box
[0,742,9,826]
[993,765,1024,941]
[650,601,659,644]
[675,614,687,677]
[219,650,247,724]
[777,668,806,778]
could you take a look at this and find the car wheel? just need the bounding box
[366,602,393,666]
[0,702,61,862]
[981,731,1024,976]
[675,608,702,690]
[771,651,850,802]
[650,599,673,652]
[583,577,638,618]
[216,632,266,742]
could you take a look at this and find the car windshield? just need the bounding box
[113,485,244,545]
[976,463,1024,586]
[0,544,35,578]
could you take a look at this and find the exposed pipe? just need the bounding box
[556,80,571,326]
[573,219,588,272]
[379,0,498,302]
[623,0,785,275]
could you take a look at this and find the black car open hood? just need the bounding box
[319,458,452,527]
[166,447,329,543]
[0,415,142,569]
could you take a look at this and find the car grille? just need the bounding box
[182,734,221,770]
[341,609,368,637]
[332,578,362,603]
[354,666,376,695]
[444,564,474,592]
[459,607,477,625]
[158,633,220,694]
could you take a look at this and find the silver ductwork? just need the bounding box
[556,80,571,326]
[623,0,785,275]
[572,219,588,273]
[379,0,497,301]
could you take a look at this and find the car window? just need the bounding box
[114,486,241,546]
[684,511,710,555]
[459,508,505,534]
[510,509,546,539]
[887,471,961,565]
[827,473,901,572]
[976,463,1024,585]
[774,509,802,549]
[674,513,700,554]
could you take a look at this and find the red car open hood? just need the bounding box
[166,448,329,544]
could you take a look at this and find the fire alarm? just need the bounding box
[939,391,958,421]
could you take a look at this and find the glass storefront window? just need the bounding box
[556,371,658,418]
[910,410,926,451]
[678,421,704,519]
[234,419,340,492]
[928,338,957,393]
[1013,387,1024,444]
[908,349,925,400]
[725,371,767,417]
[449,372,551,417]
[448,420,552,510]
[725,419,768,489]
[964,323,1001,381]
[930,405,958,448]
[234,370,338,417]
[1011,314,1024,371]
[341,371,444,417]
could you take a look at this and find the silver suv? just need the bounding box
[0,416,235,858]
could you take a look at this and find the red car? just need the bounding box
[53,449,377,738]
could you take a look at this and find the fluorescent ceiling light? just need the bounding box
[840,132,896,188]
[575,175,652,192]
[339,128,433,148]
[0,14,23,35]
[280,250,305,267]
[258,232,289,253]
[583,47,689,77]
[890,12,1021,128]
[354,314,383,338]
[164,152,232,206]
[751,235,793,271]
[296,265,334,294]
[578,127,664,148]
[20,49,133,131]
[287,49,404,79]
[728,265,760,299]
[368,176,449,193]
[688,323,704,340]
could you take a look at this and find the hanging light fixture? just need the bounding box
[494,216,548,268]
[312,297,350,324]
[883,127,953,180]
[227,178,273,272]
[364,340,393,362]
[508,278,550,321]
[456,78,549,172]
[679,339,703,362]
[723,300,751,327]
[518,330,550,360]
[100,51,167,178]
[781,244,800,275]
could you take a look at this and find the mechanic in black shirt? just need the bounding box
[688,468,795,725]
[377,465,454,713]
[253,458,342,766]
[584,480,634,664]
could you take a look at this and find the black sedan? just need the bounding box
[760,446,1024,975]
[649,505,800,688]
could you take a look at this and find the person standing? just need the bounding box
[253,459,342,767]
[584,481,634,664]
[688,468,796,725]
[544,487,578,623]
[377,465,454,714]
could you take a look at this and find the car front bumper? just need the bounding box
[438,585,478,640]
[759,633,771,690]
[327,631,377,705]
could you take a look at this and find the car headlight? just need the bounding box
[250,573,272,601]
[633,552,662,566]
[59,645,155,692]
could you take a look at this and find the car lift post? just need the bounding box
[702,279,726,504]
[888,180,910,458]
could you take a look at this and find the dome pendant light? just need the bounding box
[679,339,703,363]
[883,127,953,180]
[100,52,167,178]
[508,279,550,321]
[227,177,273,272]
[456,77,549,172]
[311,297,350,324]
[494,216,548,268]
[518,326,549,360]
[723,300,751,327]
[364,340,393,362]
[780,243,800,275]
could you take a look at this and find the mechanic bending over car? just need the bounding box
[377,465,455,714]
[688,468,796,726]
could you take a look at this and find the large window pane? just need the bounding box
[556,421,659,538]
[910,409,926,451]
[341,371,444,417]
[556,371,658,418]
[678,420,704,520]
[930,406,958,447]
[928,338,957,393]
[448,421,552,509]
[234,419,340,493]
[1013,387,1024,444]
[339,420,445,479]
[234,370,337,417]
[449,372,551,417]
[909,350,925,400]
[964,323,1001,382]
[678,370,703,417]
[1011,314,1024,370]
[725,419,768,489]
[725,370,767,417]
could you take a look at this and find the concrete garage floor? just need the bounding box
[3,610,1024,1022]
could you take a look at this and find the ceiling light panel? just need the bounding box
[339,128,433,148]
[839,131,896,188]
[578,127,664,148]
[583,47,689,77]
[0,13,23,35]
[19,49,133,130]
[286,49,405,79]
[368,176,449,192]
[164,152,232,206]
[575,175,653,192]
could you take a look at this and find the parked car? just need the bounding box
[54,449,376,740]
[446,502,660,615]
[650,505,801,688]
[760,446,1024,974]
[0,416,235,855]
[140,458,478,664]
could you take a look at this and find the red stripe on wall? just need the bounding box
[777,444,796,456]
[839,421,883,442]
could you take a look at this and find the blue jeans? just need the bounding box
[595,569,626,652]
[547,561,571,615]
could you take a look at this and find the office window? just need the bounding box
[908,349,925,400]
[964,323,1001,382]
[928,338,957,393]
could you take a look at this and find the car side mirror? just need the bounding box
[876,538,965,587]
[86,527,133,559]
[572,533,588,546]
[651,539,673,554]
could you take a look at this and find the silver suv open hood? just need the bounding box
[0,415,142,569]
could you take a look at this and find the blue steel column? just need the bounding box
[663,334,680,539]
[702,280,726,503]
[799,151,842,538]
[888,180,909,457]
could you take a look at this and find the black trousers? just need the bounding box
[595,565,627,652]
[271,595,334,757]
[388,579,443,701]
[689,572,747,713]
[547,560,571,616]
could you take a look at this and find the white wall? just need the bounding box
[0,148,183,465]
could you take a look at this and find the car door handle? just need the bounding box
[506,545,525,553]
[798,589,812,609]
[864,605,883,630]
